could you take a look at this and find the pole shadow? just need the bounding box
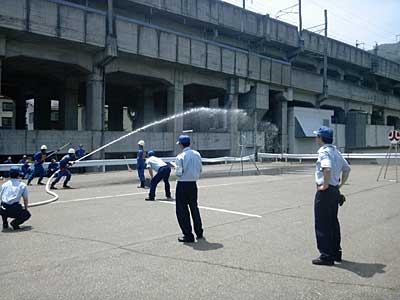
[334,260,386,278]
[184,238,224,251]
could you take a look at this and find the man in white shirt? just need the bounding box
[145,151,172,201]
[0,166,31,231]
[312,126,351,266]
[174,135,203,243]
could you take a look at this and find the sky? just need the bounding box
[222,0,400,50]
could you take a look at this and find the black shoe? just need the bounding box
[27,182,32,186]
[37,182,45,186]
[10,220,21,230]
[312,257,334,266]
[63,185,71,189]
[196,234,204,240]
[50,186,57,190]
[166,196,173,201]
[178,236,195,243]
[145,197,155,201]
[3,222,8,230]
[334,251,342,262]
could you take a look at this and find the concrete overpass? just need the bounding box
[0,0,399,158]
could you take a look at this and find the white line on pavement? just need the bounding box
[56,179,274,204]
[158,200,262,218]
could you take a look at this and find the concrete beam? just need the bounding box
[5,40,92,73]
[107,58,174,85]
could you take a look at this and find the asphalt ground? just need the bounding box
[0,163,399,300]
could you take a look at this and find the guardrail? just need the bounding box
[0,153,394,172]
[0,155,256,172]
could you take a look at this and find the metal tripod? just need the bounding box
[229,135,261,176]
[376,142,399,183]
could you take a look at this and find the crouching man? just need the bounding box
[145,151,172,201]
[0,166,31,231]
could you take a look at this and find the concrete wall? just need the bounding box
[127,0,299,47]
[366,125,394,147]
[288,107,334,154]
[302,31,400,82]
[125,0,400,81]
[0,129,231,155]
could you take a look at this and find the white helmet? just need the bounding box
[138,140,145,146]
[41,145,47,150]
[68,148,75,154]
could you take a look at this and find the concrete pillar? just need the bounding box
[15,89,27,129]
[85,68,103,131]
[281,100,288,153]
[34,89,51,130]
[0,58,2,96]
[62,78,79,130]
[227,78,240,156]
[167,71,184,138]
[108,102,123,131]
[275,94,288,153]
[143,88,155,130]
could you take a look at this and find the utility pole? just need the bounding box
[243,0,245,9]
[322,9,328,100]
[298,0,302,33]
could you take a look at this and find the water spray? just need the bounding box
[29,107,246,207]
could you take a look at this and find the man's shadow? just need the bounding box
[2,225,33,233]
[184,238,223,251]
[334,260,386,278]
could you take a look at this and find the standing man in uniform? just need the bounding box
[174,135,203,243]
[27,145,57,186]
[144,151,172,201]
[312,126,351,266]
[50,148,76,189]
[137,140,147,188]
[0,166,31,230]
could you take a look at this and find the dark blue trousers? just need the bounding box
[175,181,203,239]
[149,166,171,198]
[1,202,31,226]
[51,169,71,187]
[137,166,145,182]
[28,164,45,184]
[314,186,341,261]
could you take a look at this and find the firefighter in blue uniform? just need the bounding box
[47,159,59,177]
[137,140,147,188]
[27,145,57,186]
[18,155,31,179]
[0,166,31,230]
[50,148,76,189]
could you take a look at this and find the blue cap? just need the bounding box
[313,126,333,139]
[176,135,190,145]
[147,151,155,157]
[9,166,22,177]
